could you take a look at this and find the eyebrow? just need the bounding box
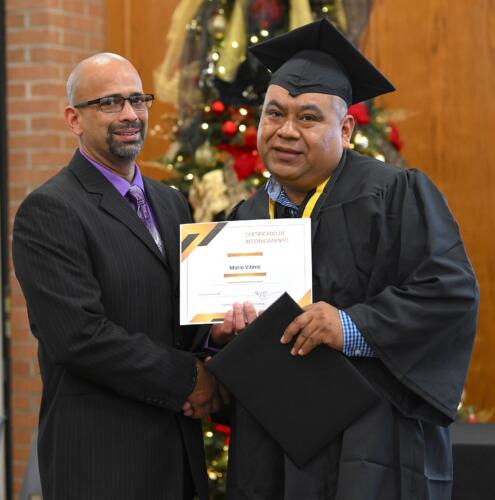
[265,99,324,114]
[102,92,146,98]
[265,99,284,109]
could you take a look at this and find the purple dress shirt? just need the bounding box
[79,148,163,243]
[80,148,147,203]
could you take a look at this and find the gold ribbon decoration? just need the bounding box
[216,0,247,83]
[153,0,203,104]
[334,0,348,33]
[289,0,313,31]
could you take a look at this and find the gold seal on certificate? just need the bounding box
[180,219,313,325]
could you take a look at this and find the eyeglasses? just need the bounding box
[73,94,154,113]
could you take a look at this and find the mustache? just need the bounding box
[108,121,144,134]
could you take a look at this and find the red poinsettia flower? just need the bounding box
[234,151,265,180]
[243,126,258,150]
[348,103,370,125]
[218,144,265,180]
[388,122,404,151]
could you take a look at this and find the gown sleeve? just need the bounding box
[344,168,478,422]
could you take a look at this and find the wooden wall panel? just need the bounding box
[106,0,182,176]
[106,0,495,417]
[364,0,495,417]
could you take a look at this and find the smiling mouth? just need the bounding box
[113,129,141,141]
[272,147,302,160]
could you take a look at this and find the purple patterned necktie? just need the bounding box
[126,185,165,255]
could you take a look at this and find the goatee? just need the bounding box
[107,121,145,159]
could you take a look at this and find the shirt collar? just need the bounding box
[79,148,144,197]
[264,176,299,210]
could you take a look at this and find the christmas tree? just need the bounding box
[153,0,405,223]
[153,1,405,496]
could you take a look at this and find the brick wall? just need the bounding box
[6,0,105,494]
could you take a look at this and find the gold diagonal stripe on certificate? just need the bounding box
[190,312,226,323]
[224,272,267,278]
[227,252,263,257]
[181,222,217,252]
[297,289,312,307]
[181,222,228,261]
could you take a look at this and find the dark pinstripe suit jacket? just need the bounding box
[13,151,208,500]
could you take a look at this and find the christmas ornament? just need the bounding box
[211,100,226,116]
[353,131,369,149]
[221,120,238,137]
[241,85,259,102]
[194,140,216,167]
[207,11,227,40]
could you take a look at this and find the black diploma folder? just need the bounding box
[206,292,379,467]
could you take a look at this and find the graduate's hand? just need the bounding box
[210,301,257,346]
[280,302,344,356]
[182,359,220,419]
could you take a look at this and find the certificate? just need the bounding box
[180,218,312,325]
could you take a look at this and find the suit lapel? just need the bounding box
[68,151,168,267]
[144,178,180,288]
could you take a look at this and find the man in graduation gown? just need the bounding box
[209,19,479,500]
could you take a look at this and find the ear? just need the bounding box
[341,114,355,149]
[64,106,83,136]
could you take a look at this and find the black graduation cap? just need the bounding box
[206,293,379,467]
[248,18,395,105]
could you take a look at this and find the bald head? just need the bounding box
[66,53,138,105]
[64,52,149,178]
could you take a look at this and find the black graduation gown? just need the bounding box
[225,150,479,500]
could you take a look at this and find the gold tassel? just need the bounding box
[289,0,313,31]
[216,0,247,83]
[153,0,203,104]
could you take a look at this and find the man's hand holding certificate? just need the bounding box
[180,218,312,325]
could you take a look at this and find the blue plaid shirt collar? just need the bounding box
[264,177,299,217]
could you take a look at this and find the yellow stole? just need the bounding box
[268,177,331,219]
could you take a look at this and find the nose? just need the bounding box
[277,118,299,139]
[119,99,140,121]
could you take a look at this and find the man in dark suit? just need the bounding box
[13,53,219,500]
